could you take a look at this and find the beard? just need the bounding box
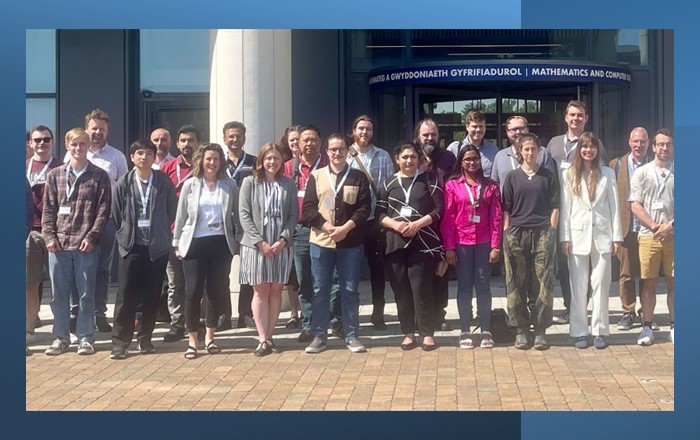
[422,142,435,156]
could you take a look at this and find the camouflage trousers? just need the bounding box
[503,225,556,330]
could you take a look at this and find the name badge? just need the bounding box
[324,196,334,210]
[298,190,305,198]
[138,219,151,228]
[651,201,664,211]
[208,222,222,231]
[58,205,71,215]
[560,161,571,170]
[470,215,481,223]
[400,206,413,218]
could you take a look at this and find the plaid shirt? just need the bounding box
[42,162,112,250]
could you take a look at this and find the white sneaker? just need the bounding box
[77,338,95,355]
[637,326,654,346]
[70,333,79,345]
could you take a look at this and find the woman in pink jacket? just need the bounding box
[441,144,503,349]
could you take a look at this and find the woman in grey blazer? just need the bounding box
[239,142,298,356]
[560,132,623,350]
[173,143,240,359]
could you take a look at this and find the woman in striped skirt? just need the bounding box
[239,143,298,356]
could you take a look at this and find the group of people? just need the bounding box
[25,102,674,360]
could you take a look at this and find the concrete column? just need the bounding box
[209,29,292,155]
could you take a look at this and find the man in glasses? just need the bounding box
[26,125,62,352]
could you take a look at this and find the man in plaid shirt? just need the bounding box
[42,128,112,356]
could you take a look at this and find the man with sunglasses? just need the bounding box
[26,125,62,351]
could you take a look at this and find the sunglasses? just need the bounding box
[33,137,52,144]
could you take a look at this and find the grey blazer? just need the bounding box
[172,176,240,257]
[238,175,298,249]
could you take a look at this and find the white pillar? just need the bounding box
[209,29,292,156]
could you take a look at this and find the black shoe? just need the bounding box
[163,326,185,342]
[95,316,112,332]
[534,331,549,350]
[254,341,272,357]
[370,312,387,331]
[297,329,314,343]
[110,346,128,360]
[267,339,281,353]
[138,339,156,354]
[331,327,345,339]
[216,315,232,332]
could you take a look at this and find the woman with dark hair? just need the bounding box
[173,143,240,359]
[279,125,301,163]
[376,141,444,351]
[560,132,622,349]
[239,142,298,356]
[441,145,502,349]
[501,133,560,350]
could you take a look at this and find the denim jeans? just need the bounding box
[294,227,342,332]
[309,244,363,340]
[49,248,99,343]
[70,217,115,318]
[455,243,493,332]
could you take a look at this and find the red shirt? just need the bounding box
[284,154,329,221]
[160,156,194,198]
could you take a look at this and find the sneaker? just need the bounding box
[331,327,345,340]
[552,310,570,324]
[593,336,608,349]
[70,333,79,345]
[110,346,128,360]
[637,326,654,346]
[95,316,112,332]
[617,313,634,331]
[163,326,185,342]
[77,338,95,355]
[514,330,529,350]
[304,337,327,354]
[574,336,588,349]
[45,338,69,356]
[346,338,367,353]
[534,331,549,350]
[138,340,156,354]
[297,329,314,343]
[26,331,37,345]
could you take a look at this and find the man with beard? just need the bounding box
[414,118,453,331]
[222,121,257,330]
[160,125,202,341]
[347,115,394,330]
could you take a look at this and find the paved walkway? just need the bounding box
[26,276,674,411]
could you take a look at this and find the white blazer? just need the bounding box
[560,166,623,255]
[173,176,240,258]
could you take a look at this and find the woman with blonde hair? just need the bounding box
[239,142,298,356]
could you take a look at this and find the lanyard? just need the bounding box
[398,172,420,204]
[326,165,351,197]
[176,161,193,186]
[227,152,247,179]
[301,155,322,191]
[464,180,481,208]
[508,147,519,170]
[200,180,221,221]
[136,174,153,217]
[564,136,578,160]
[27,157,53,185]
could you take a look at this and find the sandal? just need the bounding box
[184,345,197,360]
[480,331,494,349]
[205,341,221,354]
[459,332,475,349]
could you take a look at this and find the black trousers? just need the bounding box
[433,271,449,324]
[237,284,253,320]
[386,249,436,337]
[364,218,386,309]
[182,236,233,332]
[112,245,169,348]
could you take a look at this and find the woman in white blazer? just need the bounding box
[239,142,298,356]
[173,143,240,359]
[560,132,623,349]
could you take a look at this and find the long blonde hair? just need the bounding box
[570,132,601,201]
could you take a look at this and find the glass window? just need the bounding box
[26,98,56,139]
[26,30,56,93]
[140,30,210,92]
[616,29,648,66]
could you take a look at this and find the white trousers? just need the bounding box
[568,248,612,337]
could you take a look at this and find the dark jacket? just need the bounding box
[113,169,177,260]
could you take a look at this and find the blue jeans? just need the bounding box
[309,244,363,341]
[70,217,115,318]
[294,227,342,332]
[49,248,99,343]
[456,243,493,332]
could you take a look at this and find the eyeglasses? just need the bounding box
[506,127,527,134]
[462,157,481,163]
[328,148,347,154]
[33,137,52,144]
[655,142,674,148]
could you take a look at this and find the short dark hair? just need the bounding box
[129,138,157,156]
[177,124,201,142]
[654,128,674,143]
[393,141,424,161]
[30,124,54,140]
[299,124,321,139]
[222,121,246,136]
[412,118,439,143]
[326,133,347,147]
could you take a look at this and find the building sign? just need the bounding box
[368,63,632,88]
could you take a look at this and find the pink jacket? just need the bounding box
[441,175,502,250]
